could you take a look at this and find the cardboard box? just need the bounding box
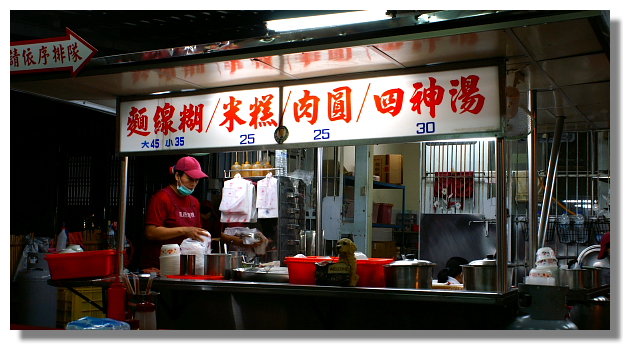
[373,154,403,185]
[372,227,393,241]
[372,241,397,258]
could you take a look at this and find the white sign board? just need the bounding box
[119,66,500,153]
[119,87,280,152]
[281,65,500,144]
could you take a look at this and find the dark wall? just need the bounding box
[10,91,116,236]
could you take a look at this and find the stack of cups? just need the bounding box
[525,247,558,285]
[159,244,181,276]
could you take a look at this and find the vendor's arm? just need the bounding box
[217,231,269,247]
[219,232,244,246]
[145,224,207,242]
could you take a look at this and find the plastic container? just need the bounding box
[45,249,117,280]
[252,161,263,177]
[355,258,395,287]
[377,203,393,224]
[241,160,252,177]
[285,256,334,285]
[134,301,157,330]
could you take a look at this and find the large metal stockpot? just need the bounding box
[461,256,512,292]
[383,256,436,289]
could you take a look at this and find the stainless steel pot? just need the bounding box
[559,268,591,289]
[384,256,436,289]
[462,256,512,292]
[204,253,231,279]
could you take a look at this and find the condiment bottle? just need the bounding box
[252,161,263,177]
[231,161,242,177]
[263,159,273,175]
[241,160,252,177]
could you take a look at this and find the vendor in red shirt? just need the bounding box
[139,156,212,271]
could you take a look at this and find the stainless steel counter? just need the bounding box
[47,277,609,329]
[152,277,516,304]
[150,277,519,329]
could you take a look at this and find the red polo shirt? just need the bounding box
[140,186,201,269]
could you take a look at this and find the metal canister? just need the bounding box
[179,255,197,275]
[205,253,231,279]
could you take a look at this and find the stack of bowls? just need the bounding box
[159,244,181,276]
[525,247,558,285]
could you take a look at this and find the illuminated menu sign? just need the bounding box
[119,66,500,153]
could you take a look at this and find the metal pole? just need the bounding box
[316,147,324,255]
[117,156,129,275]
[496,137,509,293]
[537,115,565,247]
[527,89,539,264]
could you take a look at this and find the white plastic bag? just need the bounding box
[180,236,210,275]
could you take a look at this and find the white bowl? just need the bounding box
[160,244,181,256]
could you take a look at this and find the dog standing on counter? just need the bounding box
[335,238,359,286]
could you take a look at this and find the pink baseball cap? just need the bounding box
[174,156,208,179]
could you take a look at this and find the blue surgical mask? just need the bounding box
[177,176,194,196]
[177,184,194,196]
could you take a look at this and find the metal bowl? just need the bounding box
[232,267,289,283]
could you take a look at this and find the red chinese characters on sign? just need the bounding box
[328,48,353,62]
[38,46,50,65]
[52,45,66,63]
[374,88,404,117]
[153,103,178,135]
[67,42,83,63]
[127,107,151,136]
[22,48,36,66]
[249,94,277,129]
[328,86,353,123]
[9,42,85,68]
[225,60,244,74]
[294,90,320,125]
[179,104,204,133]
[123,71,490,143]
[220,96,247,132]
[10,49,20,67]
[300,52,321,67]
[410,77,445,118]
[449,75,485,115]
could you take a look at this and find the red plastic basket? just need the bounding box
[284,256,334,285]
[355,258,395,287]
[45,249,117,280]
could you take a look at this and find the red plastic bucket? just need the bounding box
[285,256,334,285]
[377,203,393,224]
[355,258,395,287]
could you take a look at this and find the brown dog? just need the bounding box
[336,238,359,286]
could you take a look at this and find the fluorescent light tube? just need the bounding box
[266,11,389,32]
